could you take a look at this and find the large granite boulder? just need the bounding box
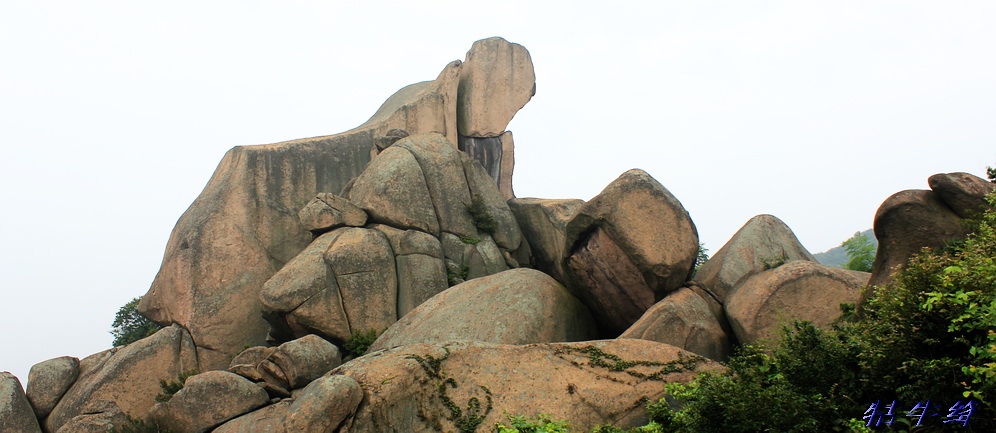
[140,37,534,369]
[284,375,363,433]
[620,286,732,362]
[149,371,269,433]
[25,355,79,418]
[726,260,869,345]
[927,172,994,219]
[457,37,536,138]
[508,198,585,284]
[331,339,722,432]
[694,214,816,302]
[563,169,699,335]
[44,325,200,433]
[297,193,367,233]
[1,372,42,433]
[868,189,967,288]
[213,400,291,433]
[369,268,597,352]
[54,399,129,433]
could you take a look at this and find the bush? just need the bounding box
[155,369,199,403]
[343,329,380,357]
[841,232,875,272]
[467,194,498,235]
[111,297,162,347]
[496,413,571,433]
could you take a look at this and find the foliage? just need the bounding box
[496,413,571,433]
[343,329,380,357]
[987,165,995,183]
[841,232,876,272]
[467,194,498,234]
[461,236,482,245]
[111,297,162,347]
[761,254,788,270]
[693,243,710,273]
[155,369,199,403]
[448,264,470,287]
[109,416,175,433]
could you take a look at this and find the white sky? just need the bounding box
[2,1,994,383]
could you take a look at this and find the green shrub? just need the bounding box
[495,413,571,433]
[467,194,498,234]
[155,369,199,403]
[448,264,470,287]
[111,297,162,347]
[344,329,380,357]
[761,254,788,270]
[841,232,875,272]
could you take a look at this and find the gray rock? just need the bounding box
[298,193,368,233]
[457,37,536,138]
[1,372,42,433]
[149,371,268,433]
[928,172,995,219]
[508,198,584,284]
[284,375,363,433]
[213,400,290,433]
[26,355,79,418]
[257,335,342,390]
[54,399,128,433]
[350,145,440,235]
[621,287,732,362]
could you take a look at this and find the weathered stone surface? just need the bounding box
[726,260,869,345]
[55,399,128,433]
[396,253,449,318]
[868,190,967,288]
[138,50,467,370]
[150,371,268,433]
[458,131,516,200]
[323,228,398,336]
[694,214,816,302]
[229,346,276,369]
[928,172,995,218]
[369,269,597,352]
[25,355,79,418]
[457,37,536,138]
[45,325,199,433]
[334,339,722,432]
[350,145,440,234]
[499,132,515,200]
[508,198,584,284]
[465,236,509,280]
[213,400,290,433]
[396,134,478,238]
[257,335,342,390]
[284,375,363,433]
[463,157,521,250]
[621,287,732,362]
[298,193,367,233]
[1,372,42,433]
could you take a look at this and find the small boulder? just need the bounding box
[150,371,269,433]
[369,268,598,352]
[349,145,440,235]
[298,193,367,233]
[257,334,342,390]
[726,260,869,345]
[26,355,79,418]
[1,372,42,433]
[928,172,995,219]
[621,287,732,362]
[284,375,363,433]
[694,214,816,302]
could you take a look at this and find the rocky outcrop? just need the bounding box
[928,172,995,219]
[140,37,534,370]
[369,269,597,352]
[284,375,363,433]
[55,399,129,433]
[694,214,816,302]
[564,169,699,334]
[213,400,290,433]
[332,339,721,432]
[868,190,966,288]
[508,198,584,284]
[725,261,869,344]
[149,371,268,433]
[25,355,79,418]
[297,193,367,233]
[44,325,200,433]
[256,335,341,391]
[1,372,42,433]
[620,286,732,362]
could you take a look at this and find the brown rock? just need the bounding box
[257,335,342,390]
[284,375,363,433]
[54,399,128,433]
[694,214,816,302]
[213,400,290,433]
[465,236,509,280]
[463,157,522,250]
[621,287,732,362]
[45,325,200,433]
[297,193,367,233]
[349,145,440,235]
[25,355,79,418]
[334,339,722,432]
[395,134,478,238]
[725,260,869,345]
[369,268,597,352]
[508,198,585,284]
[228,346,276,370]
[150,371,269,433]
[1,372,42,433]
[457,37,536,138]
[868,190,967,288]
[928,172,995,218]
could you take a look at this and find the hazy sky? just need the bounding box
[2,1,994,383]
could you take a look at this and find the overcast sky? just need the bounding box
[2,1,994,383]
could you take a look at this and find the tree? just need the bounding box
[987,165,995,183]
[841,232,875,272]
[111,297,162,346]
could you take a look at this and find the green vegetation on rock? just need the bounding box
[110,297,162,347]
[344,329,381,357]
[155,369,199,403]
[467,194,498,235]
[841,232,876,272]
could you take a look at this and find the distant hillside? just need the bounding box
[814,229,877,268]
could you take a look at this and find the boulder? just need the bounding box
[284,375,363,433]
[564,169,699,335]
[25,355,79,418]
[149,371,268,433]
[868,190,967,288]
[257,335,342,390]
[457,37,536,138]
[620,287,732,362]
[54,399,128,433]
[725,260,869,345]
[928,172,995,218]
[45,325,200,433]
[458,131,517,200]
[228,346,276,370]
[297,193,367,233]
[334,339,723,432]
[349,144,440,235]
[462,157,521,250]
[508,198,584,284]
[1,372,42,433]
[465,236,509,280]
[370,224,449,317]
[694,214,816,302]
[213,400,290,433]
[369,269,598,352]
